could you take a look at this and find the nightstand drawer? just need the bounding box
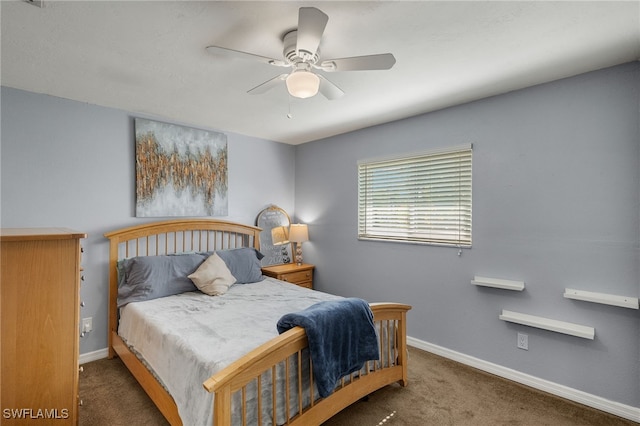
[261,263,315,289]
[280,270,313,284]
[295,281,313,289]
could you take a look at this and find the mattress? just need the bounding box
[118,277,342,426]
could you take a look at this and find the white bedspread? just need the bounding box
[118,278,342,426]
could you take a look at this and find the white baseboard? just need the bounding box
[79,348,109,365]
[407,336,640,423]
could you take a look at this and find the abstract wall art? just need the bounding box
[135,118,228,217]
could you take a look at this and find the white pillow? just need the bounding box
[188,253,237,296]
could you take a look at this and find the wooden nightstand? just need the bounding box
[262,263,314,289]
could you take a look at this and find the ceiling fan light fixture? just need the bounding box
[286,69,320,99]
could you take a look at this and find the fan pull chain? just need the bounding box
[287,95,293,119]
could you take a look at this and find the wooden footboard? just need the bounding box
[203,302,411,426]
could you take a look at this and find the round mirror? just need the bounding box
[256,205,293,265]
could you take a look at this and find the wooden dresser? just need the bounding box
[1,228,86,425]
[261,263,314,289]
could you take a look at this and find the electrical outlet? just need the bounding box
[82,317,93,333]
[517,332,528,350]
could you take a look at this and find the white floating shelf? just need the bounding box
[471,276,525,291]
[564,288,639,310]
[499,310,595,340]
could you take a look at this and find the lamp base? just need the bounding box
[295,243,303,265]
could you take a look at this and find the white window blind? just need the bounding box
[358,145,472,247]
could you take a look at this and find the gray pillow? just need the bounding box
[215,248,265,284]
[117,253,206,307]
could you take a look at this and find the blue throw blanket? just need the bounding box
[277,298,379,398]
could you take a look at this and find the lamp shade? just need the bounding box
[285,70,319,99]
[271,226,289,245]
[289,224,309,243]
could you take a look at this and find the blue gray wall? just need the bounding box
[294,62,639,408]
[1,87,296,355]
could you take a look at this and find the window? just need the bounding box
[358,144,472,247]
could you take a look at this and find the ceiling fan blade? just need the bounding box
[317,75,344,100]
[247,74,288,95]
[206,45,288,67]
[319,53,396,72]
[296,7,328,58]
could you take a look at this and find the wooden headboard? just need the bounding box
[104,219,262,357]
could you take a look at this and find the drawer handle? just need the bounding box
[282,277,288,281]
[79,366,84,373]
[80,301,85,307]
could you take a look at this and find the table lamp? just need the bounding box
[288,224,309,265]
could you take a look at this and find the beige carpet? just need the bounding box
[79,347,636,425]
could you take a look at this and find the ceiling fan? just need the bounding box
[205,7,396,100]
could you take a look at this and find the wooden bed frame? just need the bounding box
[105,219,411,425]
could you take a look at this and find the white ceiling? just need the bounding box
[2,1,639,145]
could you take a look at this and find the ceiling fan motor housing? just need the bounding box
[283,31,319,65]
